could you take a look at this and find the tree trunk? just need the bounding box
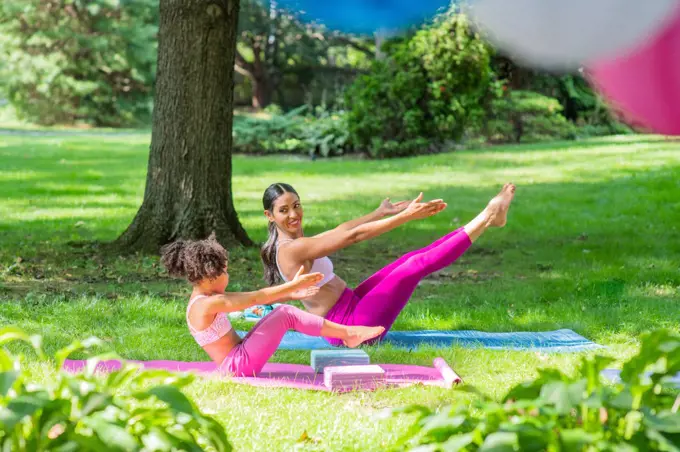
[115,0,253,253]
[252,74,273,109]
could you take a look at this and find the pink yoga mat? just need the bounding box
[62,358,459,392]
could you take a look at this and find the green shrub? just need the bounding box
[232,106,351,157]
[345,11,494,158]
[300,108,351,158]
[575,122,634,139]
[487,90,576,143]
[263,104,284,116]
[391,329,680,451]
[232,107,306,154]
[0,327,231,451]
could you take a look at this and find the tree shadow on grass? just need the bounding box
[3,163,680,276]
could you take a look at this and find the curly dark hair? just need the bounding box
[160,233,228,284]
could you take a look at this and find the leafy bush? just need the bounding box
[232,107,306,154]
[232,106,351,158]
[0,0,157,127]
[300,108,351,158]
[576,123,634,139]
[391,329,680,451]
[487,90,577,143]
[345,11,495,158]
[0,327,231,451]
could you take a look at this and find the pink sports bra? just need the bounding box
[186,295,233,346]
[276,239,335,287]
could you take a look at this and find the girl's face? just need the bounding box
[206,265,229,293]
[265,191,303,236]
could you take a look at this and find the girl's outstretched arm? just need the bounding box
[203,268,323,314]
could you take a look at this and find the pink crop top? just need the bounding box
[186,295,233,346]
[276,239,335,287]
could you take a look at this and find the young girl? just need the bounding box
[261,183,516,346]
[161,235,385,377]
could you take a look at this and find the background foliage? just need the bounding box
[0,2,632,155]
[0,0,157,127]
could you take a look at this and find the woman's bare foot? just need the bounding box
[484,183,516,227]
[343,326,386,348]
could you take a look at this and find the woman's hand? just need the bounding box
[377,198,411,216]
[291,266,324,290]
[399,193,447,221]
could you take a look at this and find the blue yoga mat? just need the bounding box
[237,329,603,353]
[600,369,680,388]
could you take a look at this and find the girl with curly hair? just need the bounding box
[161,234,384,377]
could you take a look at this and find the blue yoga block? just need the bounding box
[311,350,370,373]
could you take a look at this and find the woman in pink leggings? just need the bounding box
[262,183,516,346]
[160,235,384,377]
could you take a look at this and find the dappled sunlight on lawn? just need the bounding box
[1,133,678,424]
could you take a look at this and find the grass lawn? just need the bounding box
[1,132,679,450]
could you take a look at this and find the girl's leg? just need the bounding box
[350,184,516,334]
[225,305,384,376]
[353,227,465,298]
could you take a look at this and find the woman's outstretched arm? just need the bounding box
[282,193,447,263]
[321,198,411,234]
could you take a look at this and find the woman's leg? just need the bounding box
[224,305,384,376]
[349,184,516,335]
[353,227,465,298]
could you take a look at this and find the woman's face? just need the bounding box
[265,191,303,236]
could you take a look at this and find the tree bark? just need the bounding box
[115,0,253,253]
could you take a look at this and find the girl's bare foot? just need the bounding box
[484,183,516,227]
[343,326,385,348]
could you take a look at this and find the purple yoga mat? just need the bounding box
[62,359,456,392]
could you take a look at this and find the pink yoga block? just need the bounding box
[324,364,386,390]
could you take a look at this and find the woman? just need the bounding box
[260,182,516,346]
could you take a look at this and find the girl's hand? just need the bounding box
[290,285,321,300]
[292,266,324,289]
[378,198,411,216]
[400,193,447,221]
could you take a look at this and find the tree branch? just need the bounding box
[283,65,367,76]
[309,31,374,55]
[331,36,373,55]
[234,64,253,78]
[235,50,254,74]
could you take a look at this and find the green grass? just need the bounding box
[1,132,679,450]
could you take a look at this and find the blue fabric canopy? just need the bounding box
[274,0,452,34]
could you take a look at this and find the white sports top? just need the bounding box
[275,239,335,287]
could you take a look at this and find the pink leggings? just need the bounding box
[324,227,471,346]
[220,304,323,376]
[220,228,471,375]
